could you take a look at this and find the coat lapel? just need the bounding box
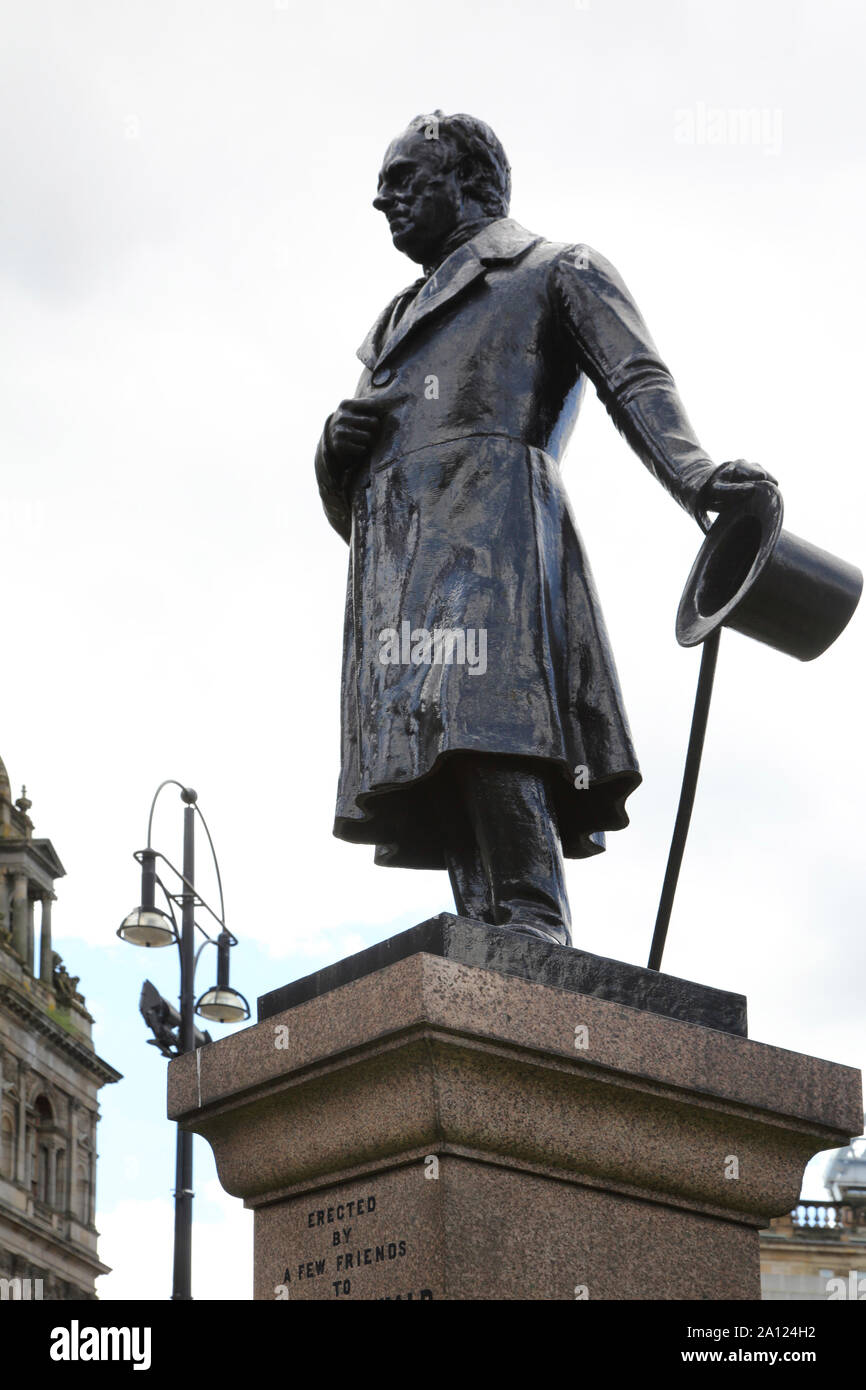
[356,288,412,370]
[356,219,541,371]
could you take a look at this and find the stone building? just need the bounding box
[760,1136,866,1300]
[0,753,121,1299]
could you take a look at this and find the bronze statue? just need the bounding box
[315,111,777,949]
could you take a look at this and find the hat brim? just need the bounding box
[676,484,784,648]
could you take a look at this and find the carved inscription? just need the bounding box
[274,1190,433,1300]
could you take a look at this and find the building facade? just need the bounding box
[761,1202,866,1300]
[760,1136,866,1300]
[0,753,120,1299]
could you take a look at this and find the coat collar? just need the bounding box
[356,218,542,370]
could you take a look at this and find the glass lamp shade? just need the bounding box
[117,908,177,948]
[195,986,250,1023]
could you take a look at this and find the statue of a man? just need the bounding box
[315,110,776,949]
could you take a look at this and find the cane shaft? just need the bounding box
[648,628,721,971]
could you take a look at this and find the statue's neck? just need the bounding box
[424,217,497,277]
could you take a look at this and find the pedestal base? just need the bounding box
[257,1149,763,1303]
[168,921,861,1301]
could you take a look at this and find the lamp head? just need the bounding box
[194,985,250,1024]
[117,907,177,948]
[195,931,249,1022]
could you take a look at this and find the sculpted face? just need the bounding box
[372,129,465,265]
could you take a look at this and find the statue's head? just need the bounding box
[373,111,511,265]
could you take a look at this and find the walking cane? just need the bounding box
[647,483,861,973]
[647,625,719,971]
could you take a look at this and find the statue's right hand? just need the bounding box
[325,398,384,477]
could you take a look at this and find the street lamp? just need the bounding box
[196,932,249,1022]
[118,846,176,947]
[117,779,249,1301]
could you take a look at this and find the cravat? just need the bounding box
[388,276,428,331]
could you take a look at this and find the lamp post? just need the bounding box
[118,780,249,1301]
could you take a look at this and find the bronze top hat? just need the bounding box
[676,482,862,661]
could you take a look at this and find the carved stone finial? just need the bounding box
[52,949,85,1006]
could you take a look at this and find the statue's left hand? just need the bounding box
[699,458,779,515]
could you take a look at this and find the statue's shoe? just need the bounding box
[508,922,572,949]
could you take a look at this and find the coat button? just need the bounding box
[371,366,393,387]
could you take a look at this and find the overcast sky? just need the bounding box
[2,0,863,1300]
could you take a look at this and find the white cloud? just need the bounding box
[98,1181,252,1301]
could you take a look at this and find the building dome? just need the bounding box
[0,754,10,801]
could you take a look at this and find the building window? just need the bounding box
[37,1143,50,1202]
[77,1166,90,1225]
[31,1095,54,1205]
[0,1113,14,1178]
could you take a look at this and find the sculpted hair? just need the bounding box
[408,110,511,217]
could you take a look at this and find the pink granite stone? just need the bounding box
[168,952,862,1300]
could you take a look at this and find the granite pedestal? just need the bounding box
[167,916,862,1300]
